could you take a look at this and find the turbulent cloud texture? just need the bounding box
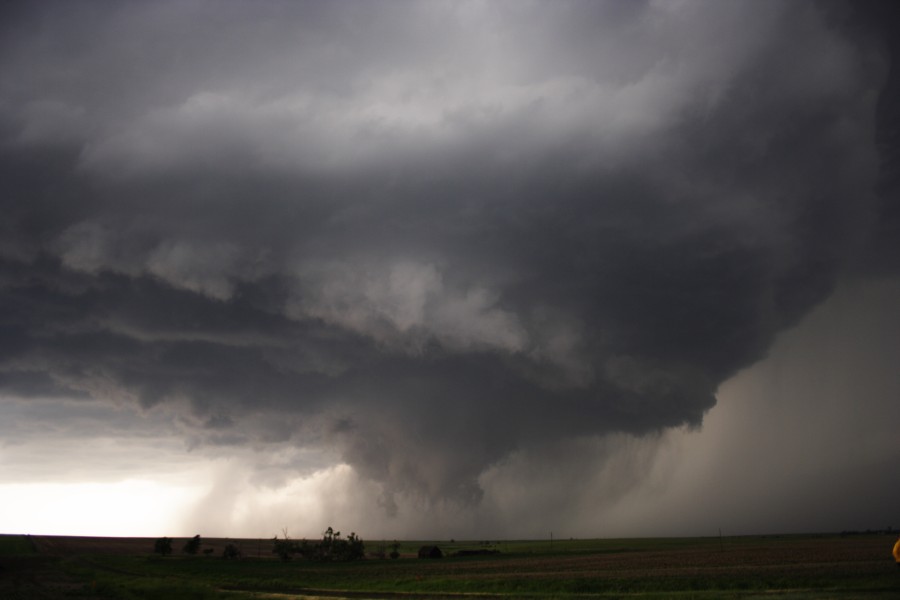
[1,0,898,532]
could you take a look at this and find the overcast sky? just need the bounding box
[1,0,899,540]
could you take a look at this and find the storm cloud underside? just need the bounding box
[1,0,899,534]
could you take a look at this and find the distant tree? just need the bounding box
[271,526,364,562]
[344,532,365,561]
[317,527,365,561]
[222,543,241,559]
[273,529,295,561]
[333,531,364,561]
[390,540,400,560]
[183,534,201,555]
[154,537,172,556]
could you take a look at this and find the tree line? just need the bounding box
[153,526,365,562]
[273,526,364,561]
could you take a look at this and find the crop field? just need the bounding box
[0,533,897,599]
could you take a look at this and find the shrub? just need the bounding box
[271,526,365,562]
[273,536,295,561]
[183,534,201,555]
[317,527,365,561]
[223,543,241,559]
[153,537,172,556]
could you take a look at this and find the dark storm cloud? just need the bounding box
[0,1,895,509]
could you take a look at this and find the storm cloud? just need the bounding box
[1,0,898,533]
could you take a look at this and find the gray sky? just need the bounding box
[1,0,898,539]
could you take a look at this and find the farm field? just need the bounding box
[0,532,897,599]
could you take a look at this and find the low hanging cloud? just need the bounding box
[289,259,529,354]
[1,0,898,523]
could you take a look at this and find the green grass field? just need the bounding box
[0,533,897,599]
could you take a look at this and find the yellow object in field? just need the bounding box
[894,538,900,563]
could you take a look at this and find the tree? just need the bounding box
[271,526,365,562]
[154,537,172,556]
[317,527,365,561]
[183,534,201,555]
[273,529,295,561]
[223,543,241,559]
[339,531,365,561]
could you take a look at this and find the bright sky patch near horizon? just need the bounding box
[1,0,899,540]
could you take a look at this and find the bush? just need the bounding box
[183,534,201,555]
[271,526,365,562]
[222,543,241,559]
[315,527,365,561]
[273,536,294,561]
[153,537,172,556]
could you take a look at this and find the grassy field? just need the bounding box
[0,533,897,599]
[0,534,36,556]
